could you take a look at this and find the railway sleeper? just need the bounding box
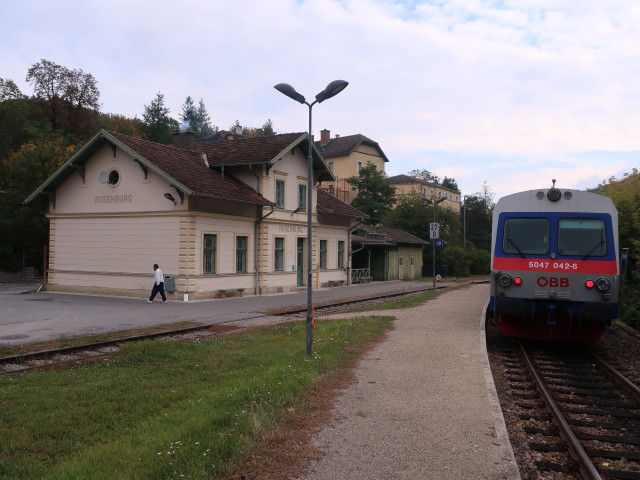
[577,431,640,445]
[588,448,640,461]
[597,469,640,480]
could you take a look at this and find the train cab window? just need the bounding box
[558,219,606,257]
[502,218,549,255]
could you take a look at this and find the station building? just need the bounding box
[26,129,366,300]
[387,174,461,212]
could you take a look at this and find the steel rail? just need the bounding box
[591,351,640,404]
[520,342,603,480]
[0,324,212,366]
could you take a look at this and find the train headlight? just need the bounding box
[498,274,512,287]
[513,277,523,286]
[547,187,562,202]
[595,278,610,292]
[585,280,595,289]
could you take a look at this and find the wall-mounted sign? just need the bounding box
[279,224,306,234]
[95,194,133,204]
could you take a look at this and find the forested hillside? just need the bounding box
[596,170,640,327]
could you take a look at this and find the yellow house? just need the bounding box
[387,174,461,212]
[26,129,365,300]
[315,129,389,204]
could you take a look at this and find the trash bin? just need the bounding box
[164,275,175,293]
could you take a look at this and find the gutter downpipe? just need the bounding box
[255,205,275,295]
[348,218,365,285]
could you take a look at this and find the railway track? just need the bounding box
[494,338,640,479]
[0,283,462,375]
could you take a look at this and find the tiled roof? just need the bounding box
[106,131,273,205]
[315,134,389,162]
[359,225,428,245]
[316,189,367,218]
[387,174,460,194]
[196,132,305,166]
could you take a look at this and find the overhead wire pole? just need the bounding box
[274,80,349,357]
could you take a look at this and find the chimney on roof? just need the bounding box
[320,129,330,146]
[320,128,331,147]
[234,125,243,135]
[172,127,196,149]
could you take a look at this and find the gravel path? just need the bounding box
[295,284,521,480]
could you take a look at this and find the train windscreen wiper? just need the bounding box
[506,236,526,258]
[582,239,604,259]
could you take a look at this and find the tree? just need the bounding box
[0,132,77,270]
[462,182,495,251]
[142,92,176,144]
[597,169,640,327]
[441,176,459,191]
[409,169,440,185]
[26,59,100,131]
[245,119,276,137]
[180,96,196,128]
[98,113,145,138]
[0,78,29,161]
[194,99,216,137]
[0,78,25,101]
[346,163,396,224]
[179,97,216,138]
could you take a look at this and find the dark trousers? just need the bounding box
[149,282,166,302]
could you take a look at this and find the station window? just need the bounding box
[275,179,285,209]
[203,234,217,274]
[558,218,606,257]
[338,240,345,269]
[320,240,327,269]
[274,237,284,271]
[298,184,307,212]
[236,236,248,273]
[503,218,549,255]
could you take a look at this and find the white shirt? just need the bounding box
[154,268,164,285]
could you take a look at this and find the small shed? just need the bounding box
[351,225,428,282]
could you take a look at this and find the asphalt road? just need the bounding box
[0,280,430,346]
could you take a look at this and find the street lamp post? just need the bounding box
[422,195,447,290]
[463,195,468,249]
[274,80,348,356]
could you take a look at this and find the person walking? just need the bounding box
[147,263,167,303]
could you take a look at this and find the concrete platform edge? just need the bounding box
[479,299,522,480]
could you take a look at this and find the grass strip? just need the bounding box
[0,316,393,480]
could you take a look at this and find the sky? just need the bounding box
[2,0,640,200]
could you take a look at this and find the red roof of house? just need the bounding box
[315,133,389,162]
[106,131,273,205]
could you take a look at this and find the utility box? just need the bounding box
[164,275,175,293]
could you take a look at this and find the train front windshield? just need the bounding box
[558,219,606,257]
[502,218,549,255]
[501,217,607,258]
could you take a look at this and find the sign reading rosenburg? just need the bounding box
[95,194,133,204]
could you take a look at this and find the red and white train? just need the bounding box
[488,181,619,342]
